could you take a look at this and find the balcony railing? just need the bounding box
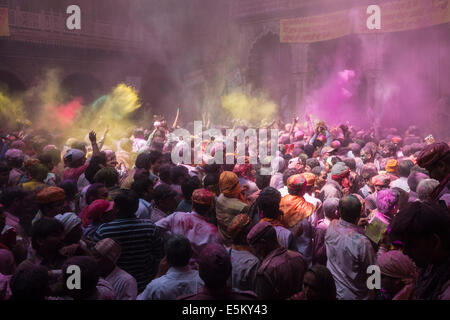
[6,7,148,52]
[231,0,303,19]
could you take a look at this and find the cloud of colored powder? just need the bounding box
[221,90,278,127]
[0,69,143,149]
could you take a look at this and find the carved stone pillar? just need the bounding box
[290,43,308,117]
[359,33,385,117]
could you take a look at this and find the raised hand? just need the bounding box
[89,131,97,143]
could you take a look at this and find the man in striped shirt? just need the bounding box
[94,189,164,293]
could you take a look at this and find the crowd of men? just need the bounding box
[0,116,449,300]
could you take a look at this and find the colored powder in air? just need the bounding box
[221,91,277,127]
[55,97,83,126]
[0,91,25,130]
[91,95,108,110]
[72,83,142,144]
[102,83,141,117]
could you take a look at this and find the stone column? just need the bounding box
[359,33,385,123]
[290,43,308,117]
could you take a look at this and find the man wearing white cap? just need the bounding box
[63,148,88,182]
[63,131,102,182]
[55,212,90,257]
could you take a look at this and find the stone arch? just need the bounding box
[140,62,178,119]
[61,73,104,104]
[246,30,293,116]
[246,26,280,65]
[0,70,27,94]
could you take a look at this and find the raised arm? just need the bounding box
[97,125,109,150]
[288,116,299,139]
[172,107,180,129]
[89,131,101,158]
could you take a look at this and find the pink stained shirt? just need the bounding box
[63,163,89,182]
[156,211,222,260]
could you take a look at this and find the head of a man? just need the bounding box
[287,174,308,197]
[302,265,337,300]
[417,142,450,182]
[338,195,362,225]
[407,171,429,193]
[0,187,28,215]
[5,149,24,169]
[86,183,109,205]
[64,148,86,169]
[62,256,100,300]
[198,243,231,291]
[323,197,340,221]
[389,201,450,268]
[256,187,282,220]
[36,187,68,218]
[149,150,163,174]
[165,234,192,268]
[247,221,279,260]
[131,178,154,202]
[31,217,65,259]
[378,250,416,300]
[229,214,253,246]
[9,262,49,301]
[170,165,189,186]
[376,189,400,217]
[92,238,121,278]
[417,179,440,202]
[93,167,119,189]
[152,184,178,214]
[191,188,215,218]
[181,176,201,202]
[114,189,139,218]
[55,212,82,246]
[397,159,414,178]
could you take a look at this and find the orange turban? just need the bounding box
[385,159,398,173]
[219,171,245,202]
[37,186,65,204]
[301,172,316,187]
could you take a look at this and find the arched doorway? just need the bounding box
[61,73,104,104]
[247,32,294,120]
[140,62,178,120]
[306,34,367,126]
[0,70,26,94]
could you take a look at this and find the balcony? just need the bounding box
[230,0,356,22]
[230,0,306,20]
[6,7,148,52]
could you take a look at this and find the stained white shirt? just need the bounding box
[105,266,138,300]
[137,266,203,300]
[304,193,322,208]
[228,248,260,292]
[389,176,410,192]
[156,211,222,260]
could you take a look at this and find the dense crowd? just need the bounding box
[0,116,448,300]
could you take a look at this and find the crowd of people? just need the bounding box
[0,115,449,300]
